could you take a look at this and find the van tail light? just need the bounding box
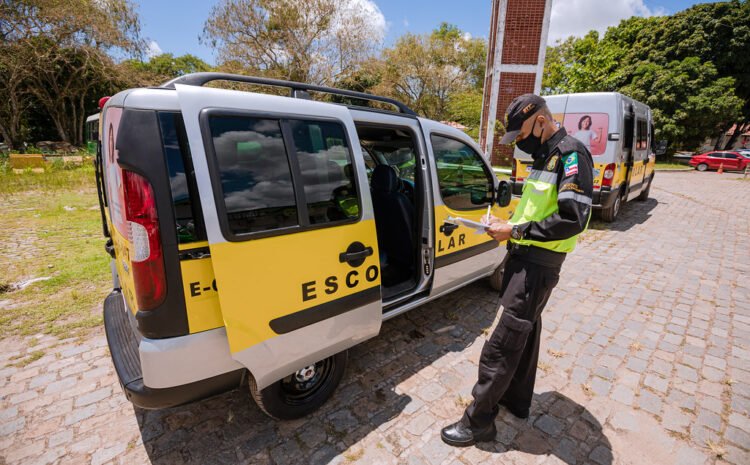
[602,163,616,188]
[511,161,517,179]
[123,170,166,310]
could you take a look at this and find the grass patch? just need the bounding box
[8,349,46,367]
[0,165,110,339]
[654,162,691,170]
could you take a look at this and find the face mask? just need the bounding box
[516,120,543,155]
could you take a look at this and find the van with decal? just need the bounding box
[96,73,516,419]
[510,92,656,222]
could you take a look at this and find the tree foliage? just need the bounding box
[202,0,384,85]
[121,53,212,86]
[372,23,486,122]
[0,0,143,148]
[542,0,749,151]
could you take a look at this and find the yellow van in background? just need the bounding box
[511,92,656,222]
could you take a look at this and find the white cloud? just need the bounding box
[548,0,666,43]
[403,18,409,28]
[344,0,387,41]
[146,40,163,58]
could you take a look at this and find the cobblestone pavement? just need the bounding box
[1,171,749,465]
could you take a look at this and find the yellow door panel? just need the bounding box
[434,200,518,258]
[210,220,380,354]
[180,257,223,333]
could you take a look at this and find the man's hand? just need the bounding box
[481,214,503,225]
[487,222,512,242]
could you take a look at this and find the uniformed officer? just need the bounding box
[441,94,593,446]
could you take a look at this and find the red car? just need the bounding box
[689,151,750,172]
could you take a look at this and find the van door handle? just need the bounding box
[440,221,459,235]
[339,242,373,267]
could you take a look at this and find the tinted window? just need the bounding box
[209,116,298,235]
[289,120,360,224]
[724,153,738,159]
[623,115,634,150]
[636,119,648,150]
[159,112,206,243]
[431,135,492,210]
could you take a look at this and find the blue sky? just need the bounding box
[136,0,721,65]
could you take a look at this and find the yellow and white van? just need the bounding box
[96,73,515,419]
[511,92,656,222]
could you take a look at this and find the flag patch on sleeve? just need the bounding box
[564,153,579,176]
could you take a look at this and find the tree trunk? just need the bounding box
[722,120,747,150]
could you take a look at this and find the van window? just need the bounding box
[623,115,634,150]
[209,116,298,235]
[159,112,206,244]
[636,119,648,150]
[289,120,360,224]
[431,134,493,210]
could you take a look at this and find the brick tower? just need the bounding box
[479,0,553,165]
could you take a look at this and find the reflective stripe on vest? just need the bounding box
[508,169,588,253]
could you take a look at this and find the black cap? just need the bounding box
[499,94,547,144]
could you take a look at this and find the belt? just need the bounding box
[506,242,566,268]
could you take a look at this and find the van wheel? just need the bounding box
[488,254,509,291]
[600,190,621,222]
[636,176,653,201]
[249,351,347,420]
[696,163,708,172]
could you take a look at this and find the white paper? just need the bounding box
[447,216,489,234]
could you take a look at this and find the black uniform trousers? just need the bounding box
[462,252,562,430]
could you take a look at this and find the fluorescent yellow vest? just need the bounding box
[508,168,588,253]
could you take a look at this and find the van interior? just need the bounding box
[355,125,422,300]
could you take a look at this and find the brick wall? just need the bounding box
[481,0,551,167]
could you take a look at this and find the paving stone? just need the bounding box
[610,385,634,406]
[534,415,564,437]
[637,390,663,416]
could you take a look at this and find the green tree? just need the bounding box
[202,0,384,85]
[376,23,486,121]
[121,53,212,86]
[0,0,143,147]
[623,58,742,150]
[542,1,749,151]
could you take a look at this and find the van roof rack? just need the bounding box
[160,72,417,116]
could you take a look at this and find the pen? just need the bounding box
[485,204,491,225]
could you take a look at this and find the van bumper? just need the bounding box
[102,290,243,409]
[592,187,617,209]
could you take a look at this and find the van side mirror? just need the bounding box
[654,140,668,156]
[495,180,511,207]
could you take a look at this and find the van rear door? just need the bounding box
[176,84,382,389]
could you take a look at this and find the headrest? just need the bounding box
[371,164,399,193]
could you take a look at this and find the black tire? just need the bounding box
[636,175,653,201]
[600,190,622,222]
[249,351,347,420]
[488,254,509,291]
[696,163,709,172]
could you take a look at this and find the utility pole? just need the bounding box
[479,0,553,166]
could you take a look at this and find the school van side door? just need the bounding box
[420,121,512,296]
[176,84,382,390]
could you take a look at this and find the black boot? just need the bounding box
[440,421,497,447]
[498,399,530,419]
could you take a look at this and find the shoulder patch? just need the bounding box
[564,152,579,176]
[546,155,559,171]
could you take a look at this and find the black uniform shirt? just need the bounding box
[516,127,594,242]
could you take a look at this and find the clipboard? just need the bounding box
[446,216,490,234]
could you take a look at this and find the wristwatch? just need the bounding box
[510,224,524,240]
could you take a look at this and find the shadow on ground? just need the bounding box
[132,282,610,464]
[478,391,612,465]
[590,197,658,232]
